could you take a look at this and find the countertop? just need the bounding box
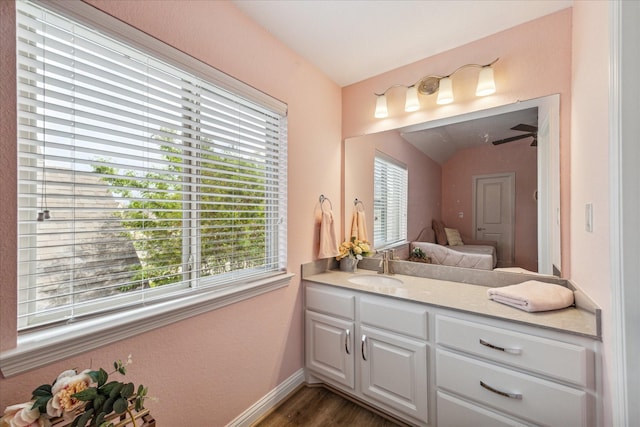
[303,269,600,339]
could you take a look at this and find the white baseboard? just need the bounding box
[226,368,306,427]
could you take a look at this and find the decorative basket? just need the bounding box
[50,397,155,427]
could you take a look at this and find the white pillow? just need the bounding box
[444,228,464,246]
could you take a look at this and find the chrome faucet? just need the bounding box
[378,250,394,275]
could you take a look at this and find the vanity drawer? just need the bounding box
[437,391,529,427]
[437,349,588,427]
[306,284,355,320]
[360,294,428,340]
[436,315,589,386]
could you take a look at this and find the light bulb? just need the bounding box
[374,95,388,118]
[404,86,420,112]
[476,66,496,96]
[436,77,454,105]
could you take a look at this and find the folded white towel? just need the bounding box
[318,210,339,258]
[487,280,574,312]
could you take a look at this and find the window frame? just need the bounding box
[373,152,408,249]
[1,0,292,377]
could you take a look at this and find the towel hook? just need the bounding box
[319,194,333,212]
[354,198,365,211]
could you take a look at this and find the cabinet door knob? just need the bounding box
[361,335,367,361]
[345,329,351,355]
[480,380,523,400]
[477,227,486,231]
[479,338,522,355]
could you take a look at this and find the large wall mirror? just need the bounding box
[344,95,561,276]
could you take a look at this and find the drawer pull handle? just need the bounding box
[345,329,351,354]
[480,381,523,400]
[479,339,522,355]
[361,334,367,361]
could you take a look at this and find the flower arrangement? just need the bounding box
[409,247,431,263]
[1,356,148,427]
[336,237,372,261]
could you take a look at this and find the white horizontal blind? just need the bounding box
[373,154,408,248]
[16,1,287,330]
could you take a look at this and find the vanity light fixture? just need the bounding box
[374,58,499,118]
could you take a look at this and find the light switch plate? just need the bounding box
[585,203,593,232]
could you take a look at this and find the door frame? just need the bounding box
[472,172,516,266]
[610,1,639,425]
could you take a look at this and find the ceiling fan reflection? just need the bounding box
[492,124,538,146]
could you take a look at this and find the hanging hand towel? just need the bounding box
[350,206,368,242]
[318,210,340,258]
[487,280,574,312]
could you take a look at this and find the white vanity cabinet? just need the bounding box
[305,284,355,389]
[359,295,429,423]
[435,315,597,427]
[304,278,600,427]
[305,283,430,426]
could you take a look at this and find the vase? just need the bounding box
[339,257,358,272]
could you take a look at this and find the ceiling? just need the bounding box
[399,107,538,164]
[231,0,572,87]
[231,0,570,160]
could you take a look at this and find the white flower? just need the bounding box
[45,370,93,418]
[0,402,49,427]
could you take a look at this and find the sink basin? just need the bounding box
[348,274,403,287]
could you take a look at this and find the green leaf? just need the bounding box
[120,382,134,398]
[76,408,95,427]
[135,396,146,412]
[113,397,128,414]
[72,387,99,401]
[108,382,124,399]
[31,396,50,413]
[88,368,109,387]
[93,394,106,413]
[31,384,52,397]
[94,412,106,427]
[99,381,119,395]
[102,396,115,415]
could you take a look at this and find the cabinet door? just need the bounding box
[306,310,354,389]
[359,325,428,422]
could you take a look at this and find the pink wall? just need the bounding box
[344,131,441,244]
[571,1,613,424]
[342,9,573,277]
[442,140,538,271]
[1,2,618,425]
[0,1,342,425]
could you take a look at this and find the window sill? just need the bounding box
[0,272,294,377]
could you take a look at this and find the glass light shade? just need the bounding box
[475,66,496,96]
[404,86,420,112]
[436,77,454,105]
[374,95,388,118]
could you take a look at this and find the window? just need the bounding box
[15,1,288,331]
[373,153,408,248]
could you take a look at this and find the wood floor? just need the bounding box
[253,385,408,427]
